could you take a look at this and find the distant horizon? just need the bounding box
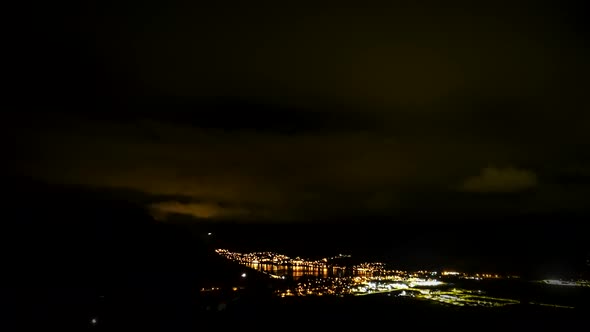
[6,172,589,279]
[10,175,590,222]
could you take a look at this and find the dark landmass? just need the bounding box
[205,295,587,330]
[2,178,588,330]
[201,218,589,280]
[2,178,242,330]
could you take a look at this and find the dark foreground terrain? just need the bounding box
[8,287,588,331]
[204,296,587,331]
[2,179,588,331]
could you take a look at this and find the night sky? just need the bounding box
[8,1,590,223]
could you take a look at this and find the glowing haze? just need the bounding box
[8,0,590,222]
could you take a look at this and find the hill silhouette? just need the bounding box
[2,178,250,330]
[2,178,588,330]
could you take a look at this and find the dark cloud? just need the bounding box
[150,201,254,220]
[88,1,589,108]
[7,0,590,222]
[10,110,589,222]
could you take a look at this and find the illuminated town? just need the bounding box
[214,249,588,309]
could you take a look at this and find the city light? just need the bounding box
[214,248,581,309]
[409,279,443,287]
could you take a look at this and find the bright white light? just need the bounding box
[90,318,98,325]
[207,232,212,236]
[413,280,444,286]
[543,279,577,286]
[241,273,247,278]
[390,283,408,289]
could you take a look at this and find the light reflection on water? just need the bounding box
[247,263,361,280]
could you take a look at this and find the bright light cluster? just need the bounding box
[353,262,385,272]
[215,248,338,268]
[537,279,590,287]
[214,249,583,309]
[215,248,518,282]
[417,288,520,307]
[278,276,357,297]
